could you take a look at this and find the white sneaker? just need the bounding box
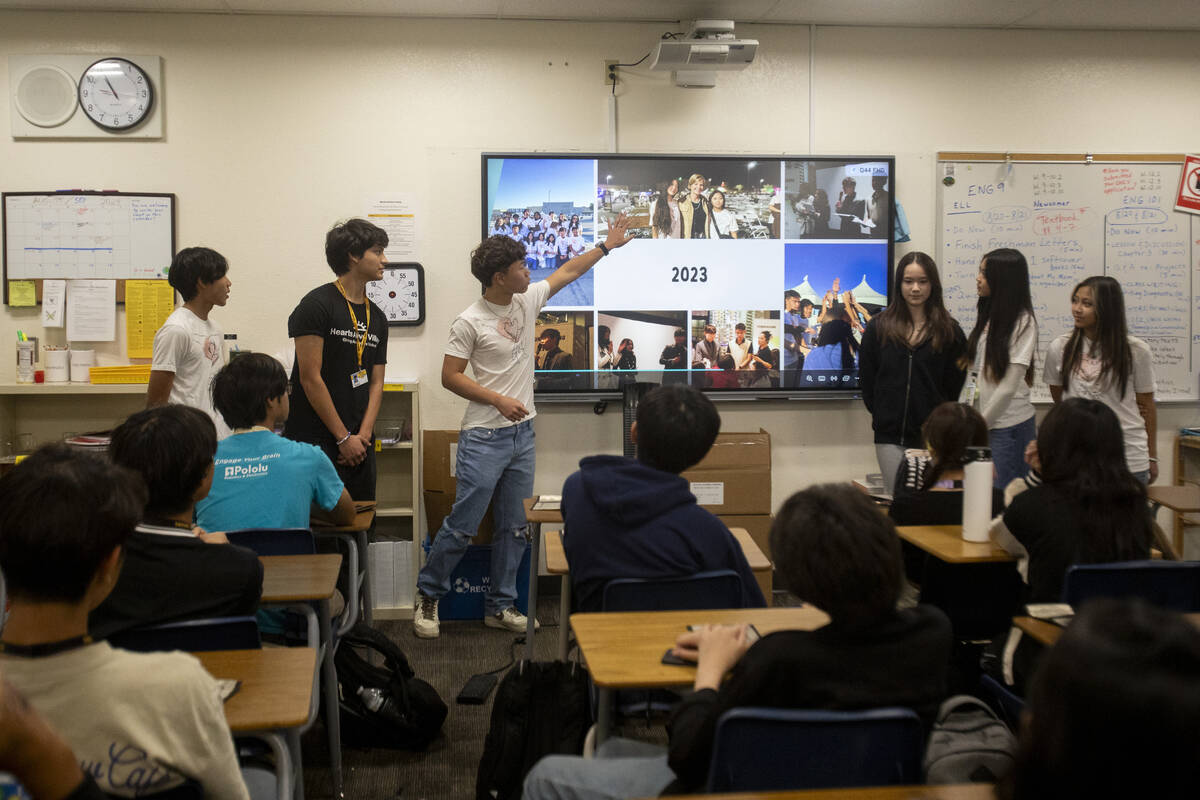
[484,606,540,632]
[413,593,440,639]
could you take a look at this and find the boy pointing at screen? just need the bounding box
[414,214,634,638]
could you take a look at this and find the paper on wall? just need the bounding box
[366,192,420,261]
[41,280,65,327]
[124,279,175,358]
[66,279,116,341]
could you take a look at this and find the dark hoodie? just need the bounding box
[561,455,766,612]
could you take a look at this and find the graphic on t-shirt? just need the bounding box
[203,337,220,365]
[498,316,522,343]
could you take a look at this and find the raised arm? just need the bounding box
[545,213,634,298]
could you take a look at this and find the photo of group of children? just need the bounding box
[595,157,780,240]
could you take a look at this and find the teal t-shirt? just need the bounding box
[196,429,344,531]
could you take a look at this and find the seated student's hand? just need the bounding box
[1023,440,1041,473]
[672,624,755,692]
[194,527,229,545]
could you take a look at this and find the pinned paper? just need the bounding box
[125,279,175,358]
[66,279,116,342]
[8,280,36,307]
[41,280,66,327]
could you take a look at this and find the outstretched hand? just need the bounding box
[602,212,636,251]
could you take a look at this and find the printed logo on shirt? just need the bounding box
[497,316,522,343]
[219,452,279,479]
[203,336,220,365]
[328,321,380,347]
[82,742,178,794]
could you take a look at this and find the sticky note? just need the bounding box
[8,280,36,307]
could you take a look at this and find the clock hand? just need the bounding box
[105,77,119,101]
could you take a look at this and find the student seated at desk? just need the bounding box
[523,484,952,799]
[888,402,1003,526]
[0,444,249,799]
[196,353,355,531]
[988,398,1151,692]
[89,406,263,639]
[560,383,765,613]
[1002,598,1200,799]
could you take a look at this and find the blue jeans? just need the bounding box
[990,415,1037,489]
[417,421,535,615]
[522,738,675,800]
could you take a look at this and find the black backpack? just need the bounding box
[475,659,591,800]
[334,623,447,750]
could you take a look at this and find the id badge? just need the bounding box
[961,372,979,407]
[350,369,368,388]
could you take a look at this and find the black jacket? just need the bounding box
[858,317,967,448]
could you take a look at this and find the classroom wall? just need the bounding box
[3,11,1199,512]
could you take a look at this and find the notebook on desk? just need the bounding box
[532,495,561,511]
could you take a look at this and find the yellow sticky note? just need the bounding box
[8,280,36,307]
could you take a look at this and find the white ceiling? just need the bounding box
[1,0,1199,31]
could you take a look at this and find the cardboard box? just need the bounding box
[422,430,459,495]
[423,490,494,545]
[422,542,529,619]
[682,429,772,515]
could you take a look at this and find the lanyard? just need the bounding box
[333,280,370,369]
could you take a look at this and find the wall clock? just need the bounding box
[77,57,154,131]
[367,262,425,326]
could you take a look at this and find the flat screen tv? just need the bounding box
[482,153,894,397]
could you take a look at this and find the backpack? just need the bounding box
[923,694,1017,784]
[334,623,447,750]
[475,659,591,800]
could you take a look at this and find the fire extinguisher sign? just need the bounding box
[1175,154,1200,215]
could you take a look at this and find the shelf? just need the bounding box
[377,506,415,518]
[378,441,414,450]
[373,605,414,621]
[0,383,147,395]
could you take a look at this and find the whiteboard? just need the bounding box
[937,157,1198,401]
[3,192,175,282]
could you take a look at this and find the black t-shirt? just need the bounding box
[284,282,389,445]
[690,200,708,239]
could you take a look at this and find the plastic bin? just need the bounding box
[422,541,530,619]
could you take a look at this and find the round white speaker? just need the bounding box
[14,64,77,127]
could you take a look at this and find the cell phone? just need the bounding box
[686,623,761,643]
[661,648,693,666]
[456,673,498,705]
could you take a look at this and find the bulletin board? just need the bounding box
[936,153,1199,401]
[2,191,176,304]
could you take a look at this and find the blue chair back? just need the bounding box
[706,706,924,792]
[226,528,316,556]
[979,673,1025,731]
[1063,560,1200,612]
[109,615,261,653]
[602,569,743,612]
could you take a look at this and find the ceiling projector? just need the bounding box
[648,19,759,88]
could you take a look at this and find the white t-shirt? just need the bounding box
[446,280,552,430]
[1044,333,1156,473]
[711,208,738,238]
[729,337,753,369]
[151,306,229,435]
[972,312,1038,430]
[1,643,249,800]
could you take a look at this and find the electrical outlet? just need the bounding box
[604,60,619,87]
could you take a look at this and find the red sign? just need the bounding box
[1175,154,1200,215]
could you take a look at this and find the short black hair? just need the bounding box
[110,405,217,517]
[735,323,746,331]
[800,299,814,311]
[212,353,288,429]
[674,328,686,338]
[770,484,903,628]
[168,247,228,301]
[470,236,526,291]
[325,218,389,275]
[539,328,561,342]
[0,443,145,603]
[784,289,801,300]
[635,384,720,474]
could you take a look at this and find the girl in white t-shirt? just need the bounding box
[568,227,585,258]
[557,228,570,262]
[1043,276,1157,483]
[961,247,1038,488]
[650,178,682,239]
[534,233,549,270]
[709,190,739,239]
[523,234,538,270]
[543,233,558,271]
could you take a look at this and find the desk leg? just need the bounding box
[286,729,304,800]
[557,575,570,661]
[595,687,611,746]
[357,529,374,629]
[525,522,541,662]
[318,598,343,798]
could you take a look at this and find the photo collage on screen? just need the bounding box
[484,154,893,393]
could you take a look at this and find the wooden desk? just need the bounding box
[259,553,344,798]
[1147,483,1200,556]
[1015,612,1200,648]
[896,525,1016,564]
[543,527,773,660]
[313,504,377,631]
[572,606,829,742]
[650,784,995,800]
[197,647,317,732]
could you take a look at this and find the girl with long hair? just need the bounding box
[649,178,682,239]
[859,252,967,494]
[616,338,637,371]
[990,397,1151,689]
[962,247,1038,488]
[709,190,738,239]
[1044,276,1157,483]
